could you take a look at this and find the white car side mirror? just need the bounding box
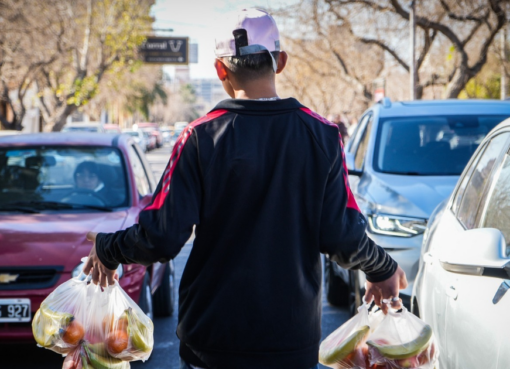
[439,228,510,277]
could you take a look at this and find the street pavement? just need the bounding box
[1,143,348,369]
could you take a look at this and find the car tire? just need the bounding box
[138,272,153,320]
[348,270,365,317]
[324,257,349,307]
[411,296,421,318]
[153,262,175,317]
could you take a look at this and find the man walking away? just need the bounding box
[84,8,407,369]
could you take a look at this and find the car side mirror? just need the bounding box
[439,228,510,278]
[345,152,362,177]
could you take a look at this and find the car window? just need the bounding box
[128,145,151,197]
[354,116,373,170]
[451,142,487,215]
[0,146,128,209]
[479,148,510,245]
[133,144,156,191]
[456,133,510,229]
[348,114,371,154]
[373,115,509,175]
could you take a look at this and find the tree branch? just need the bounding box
[469,0,506,76]
[416,29,437,70]
[439,1,487,22]
[327,0,391,13]
[359,37,410,72]
[390,0,465,51]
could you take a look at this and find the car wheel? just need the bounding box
[138,272,153,320]
[324,257,349,307]
[153,262,175,317]
[348,270,365,317]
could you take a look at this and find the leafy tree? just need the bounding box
[0,0,154,131]
[37,0,154,131]
[126,81,168,120]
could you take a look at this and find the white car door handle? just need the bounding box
[446,285,458,300]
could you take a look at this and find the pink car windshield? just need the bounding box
[0,146,128,210]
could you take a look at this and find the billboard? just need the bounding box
[139,37,189,65]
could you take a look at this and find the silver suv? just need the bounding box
[324,98,510,315]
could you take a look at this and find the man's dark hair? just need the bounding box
[226,51,279,83]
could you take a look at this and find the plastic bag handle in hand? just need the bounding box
[73,257,92,283]
[382,296,406,314]
[81,255,119,289]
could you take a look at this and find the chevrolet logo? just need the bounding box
[0,274,19,284]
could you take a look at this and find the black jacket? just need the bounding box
[96,98,397,369]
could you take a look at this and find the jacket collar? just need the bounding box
[212,98,304,115]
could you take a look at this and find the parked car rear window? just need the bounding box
[374,115,509,175]
[0,146,128,209]
[62,126,100,132]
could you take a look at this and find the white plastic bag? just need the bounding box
[79,280,154,365]
[366,307,438,369]
[32,275,88,355]
[33,268,154,368]
[319,303,372,369]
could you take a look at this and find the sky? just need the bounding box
[150,0,297,80]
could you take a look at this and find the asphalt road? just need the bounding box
[1,143,348,369]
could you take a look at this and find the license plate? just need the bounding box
[0,298,31,322]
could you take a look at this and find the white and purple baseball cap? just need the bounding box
[214,8,281,72]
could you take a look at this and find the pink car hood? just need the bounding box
[0,211,128,271]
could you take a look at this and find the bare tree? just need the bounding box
[0,0,67,130]
[324,0,508,98]
[274,0,385,117]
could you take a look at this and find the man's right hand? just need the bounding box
[364,266,408,314]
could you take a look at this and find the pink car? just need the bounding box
[0,133,175,343]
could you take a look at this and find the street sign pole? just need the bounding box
[502,27,507,100]
[409,0,416,101]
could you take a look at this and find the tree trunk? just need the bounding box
[0,111,24,131]
[415,84,424,100]
[46,104,78,132]
[444,67,471,98]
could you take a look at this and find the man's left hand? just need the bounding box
[83,232,116,288]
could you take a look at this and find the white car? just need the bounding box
[326,99,510,316]
[61,122,105,133]
[412,117,510,369]
[122,129,149,152]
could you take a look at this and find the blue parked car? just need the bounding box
[324,98,510,315]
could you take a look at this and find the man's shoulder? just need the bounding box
[189,109,231,129]
[298,107,340,137]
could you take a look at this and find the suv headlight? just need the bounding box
[367,214,427,237]
[72,261,124,279]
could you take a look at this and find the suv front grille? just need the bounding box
[0,267,63,290]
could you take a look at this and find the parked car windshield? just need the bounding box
[374,115,509,175]
[0,146,128,210]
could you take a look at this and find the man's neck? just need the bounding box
[231,78,278,100]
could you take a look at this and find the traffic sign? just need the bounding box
[139,37,189,65]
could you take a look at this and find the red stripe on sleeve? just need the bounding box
[300,107,361,213]
[144,109,228,211]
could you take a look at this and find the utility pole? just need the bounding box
[502,27,507,100]
[409,0,416,101]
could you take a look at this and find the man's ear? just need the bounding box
[214,59,228,81]
[276,51,288,74]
